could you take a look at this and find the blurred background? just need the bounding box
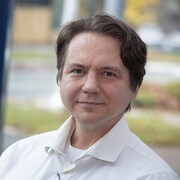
[0,0,180,175]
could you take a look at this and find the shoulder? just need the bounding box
[0,130,58,161]
[117,133,179,179]
[136,171,180,180]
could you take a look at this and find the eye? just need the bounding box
[71,69,85,75]
[104,71,116,77]
[74,69,83,73]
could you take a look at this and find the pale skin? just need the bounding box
[60,32,138,149]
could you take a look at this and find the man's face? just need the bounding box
[60,32,137,131]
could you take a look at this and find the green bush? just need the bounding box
[11,51,55,62]
[134,92,156,108]
[165,82,180,100]
[5,103,70,135]
[126,114,180,145]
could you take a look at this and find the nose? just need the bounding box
[82,72,100,93]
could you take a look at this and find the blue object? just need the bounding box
[0,0,14,154]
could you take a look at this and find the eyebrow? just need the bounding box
[67,63,122,74]
[101,66,122,75]
[68,63,85,69]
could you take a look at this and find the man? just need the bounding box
[0,14,179,180]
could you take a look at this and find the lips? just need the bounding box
[76,99,105,105]
[78,101,104,105]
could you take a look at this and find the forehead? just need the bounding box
[62,32,130,77]
[68,32,120,51]
[65,32,121,64]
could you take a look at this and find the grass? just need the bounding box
[4,102,180,145]
[165,82,180,100]
[11,51,55,62]
[126,113,180,145]
[5,103,69,135]
[133,82,180,110]
[135,92,156,108]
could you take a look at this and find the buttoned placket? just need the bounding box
[58,152,91,179]
[56,152,77,179]
[45,149,74,180]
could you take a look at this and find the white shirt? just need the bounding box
[0,116,179,180]
[64,144,85,163]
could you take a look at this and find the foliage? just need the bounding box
[5,103,70,135]
[11,51,55,62]
[124,0,160,27]
[134,82,180,110]
[126,113,180,145]
[134,92,156,108]
[165,82,180,100]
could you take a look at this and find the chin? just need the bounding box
[75,113,100,122]
[74,112,102,122]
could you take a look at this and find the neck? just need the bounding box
[70,116,121,149]
[71,128,102,150]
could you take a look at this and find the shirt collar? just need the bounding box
[45,116,75,154]
[86,117,131,163]
[45,116,131,163]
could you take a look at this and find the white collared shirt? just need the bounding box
[0,116,179,180]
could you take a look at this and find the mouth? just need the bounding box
[77,101,104,105]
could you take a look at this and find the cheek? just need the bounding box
[60,80,79,104]
[109,85,135,106]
